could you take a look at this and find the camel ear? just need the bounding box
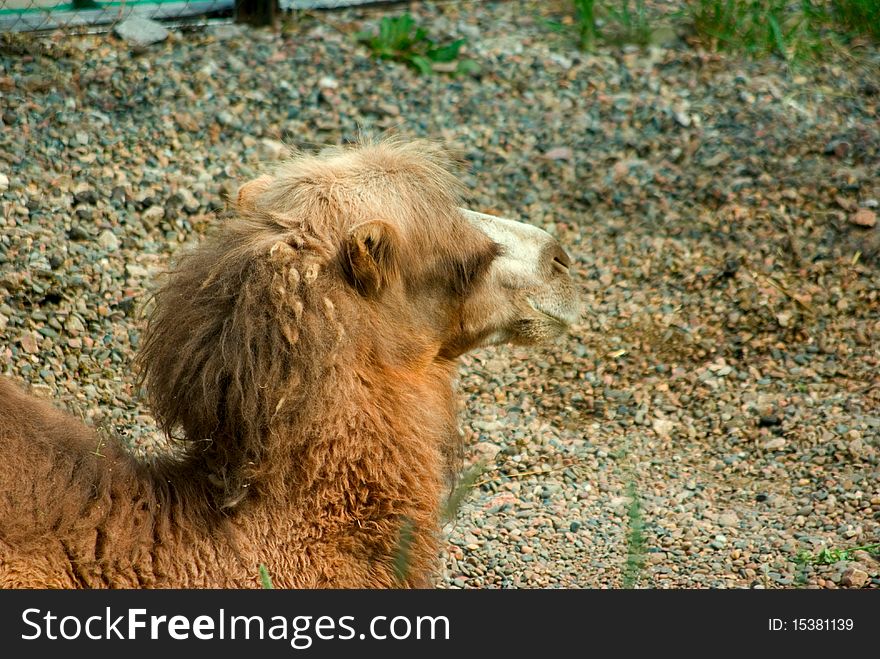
[342,220,399,296]
[236,175,273,210]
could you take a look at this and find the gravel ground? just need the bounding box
[1,0,878,589]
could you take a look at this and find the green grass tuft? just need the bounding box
[445,461,486,525]
[572,0,599,51]
[685,0,819,60]
[830,0,880,39]
[356,13,480,76]
[604,0,653,46]
[622,480,646,589]
[796,542,880,566]
[561,1,879,61]
[684,0,880,61]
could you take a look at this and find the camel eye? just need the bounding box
[450,243,500,294]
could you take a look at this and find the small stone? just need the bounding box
[835,195,857,211]
[703,152,729,168]
[113,17,170,47]
[97,230,119,252]
[29,383,53,398]
[544,147,573,161]
[258,139,287,161]
[473,441,500,461]
[718,512,739,527]
[775,310,792,327]
[569,521,581,533]
[852,551,877,565]
[216,111,236,127]
[170,188,200,214]
[74,188,97,205]
[75,206,94,221]
[209,24,246,40]
[763,437,786,450]
[376,102,400,117]
[758,412,786,430]
[770,573,792,586]
[65,316,85,335]
[848,439,870,459]
[68,225,91,241]
[652,417,676,439]
[20,332,40,354]
[0,172,8,192]
[125,264,149,278]
[840,567,868,588]
[850,209,876,228]
[173,112,200,133]
[142,205,165,227]
[710,535,727,550]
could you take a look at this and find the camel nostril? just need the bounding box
[550,245,571,273]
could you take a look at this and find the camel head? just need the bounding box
[235,140,579,364]
[454,208,579,353]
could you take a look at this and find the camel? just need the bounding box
[0,139,578,588]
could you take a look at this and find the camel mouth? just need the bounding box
[530,301,578,328]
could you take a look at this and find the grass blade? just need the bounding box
[258,563,274,589]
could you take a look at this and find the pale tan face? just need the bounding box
[446,209,580,354]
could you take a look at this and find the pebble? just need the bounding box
[65,316,85,335]
[758,414,781,427]
[718,512,739,527]
[259,139,288,161]
[850,209,877,228]
[125,264,149,278]
[710,535,728,550]
[113,17,170,47]
[19,331,39,354]
[141,206,165,227]
[763,438,786,450]
[840,567,869,588]
[97,230,120,252]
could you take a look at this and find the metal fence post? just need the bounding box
[235,0,278,27]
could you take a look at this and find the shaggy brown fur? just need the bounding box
[0,139,574,588]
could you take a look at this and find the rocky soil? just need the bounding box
[1,0,878,588]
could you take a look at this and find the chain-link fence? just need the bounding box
[0,0,389,33]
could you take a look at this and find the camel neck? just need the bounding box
[142,357,457,519]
